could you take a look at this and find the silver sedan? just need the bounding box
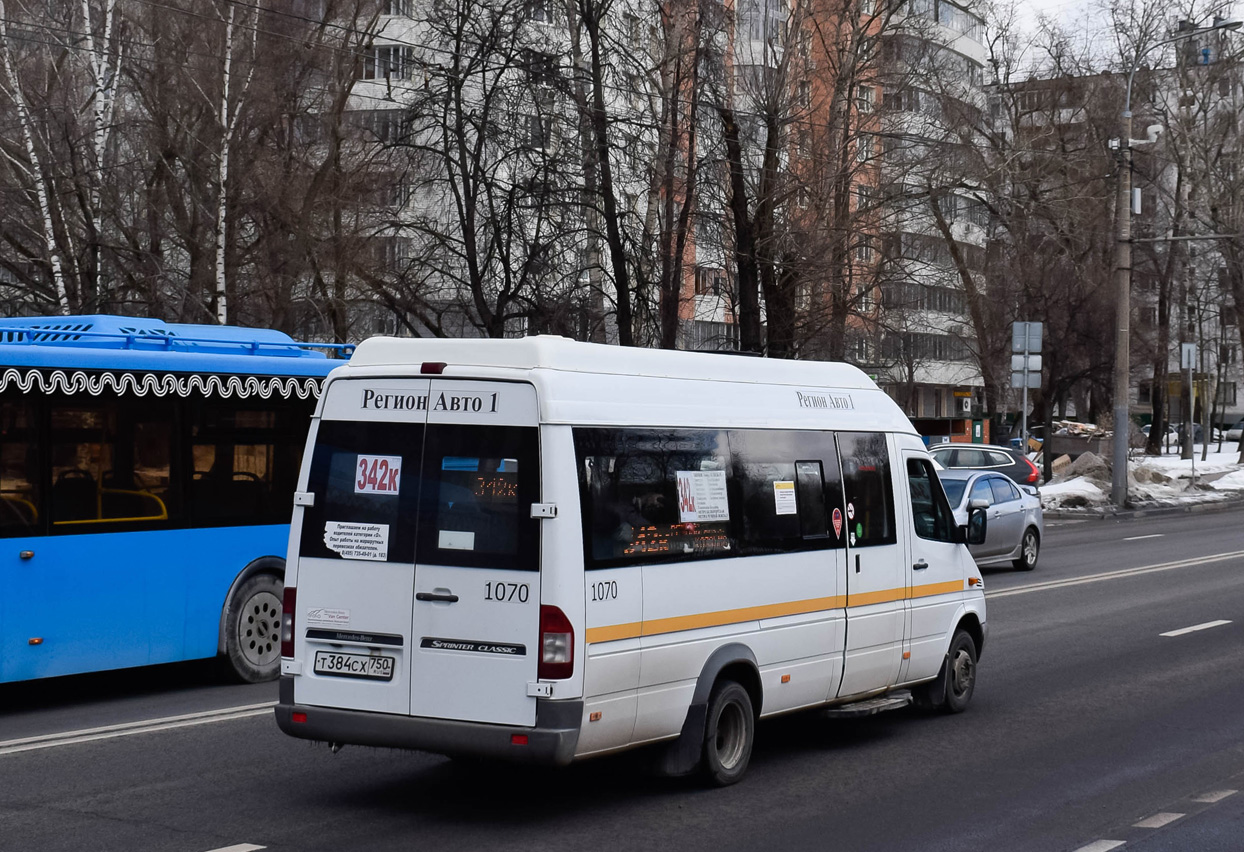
[937,468,1043,570]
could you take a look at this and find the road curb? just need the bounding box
[1045,497,1244,521]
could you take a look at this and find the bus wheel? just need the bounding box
[224,574,283,683]
[702,680,754,787]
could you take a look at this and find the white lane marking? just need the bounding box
[1160,620,1232,638]
[203,846,265,852]
[1123,534,1164,541]
[1192,789,1237,803]
[1133,812,1183,828]
[0,702,276,757]
[988,550,1244,599]
[1071,841,1126,852]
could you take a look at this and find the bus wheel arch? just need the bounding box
[652,644,761,778]
[219,557,285,682]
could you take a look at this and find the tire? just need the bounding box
[1012,527,1039,571]
[942,630,978,714]
[914,629,978,714]
[701,680,755,787]
[223,573,283,683]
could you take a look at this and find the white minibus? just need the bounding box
[275,337,988,785]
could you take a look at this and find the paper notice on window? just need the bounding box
[773,481,797,515]
[324,522,389,561]
[676,470,730,523]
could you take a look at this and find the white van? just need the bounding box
[275,337,988,785]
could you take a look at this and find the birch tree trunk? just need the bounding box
[0,1,69,313]
[80,0,121,309]
[214,3,258,325]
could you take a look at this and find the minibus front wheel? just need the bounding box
[702,680,755,786]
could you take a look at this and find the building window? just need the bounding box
[857,85,875,113]
[695,267,727,296]
[527,0,554,23]
[360,46,414,80]
[371,236,411,271]
[351,109,410,143]
[526,51,558,91]
[1218,381,1237,407]
[696,216,722,247]
[526,113,551,150]
[856,283,874,310]
[855,236,876,263]
[382,0,411,14]
[856,137,874,163]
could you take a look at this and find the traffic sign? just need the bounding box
[1012,321,1043,354]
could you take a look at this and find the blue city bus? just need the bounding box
[0,315,349,683]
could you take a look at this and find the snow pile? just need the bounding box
[1040,446,1244,511]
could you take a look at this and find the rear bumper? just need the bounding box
[274,677,582,766]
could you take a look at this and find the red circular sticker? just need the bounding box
[832,508,843,537]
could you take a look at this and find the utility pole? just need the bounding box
[1109,16,1241,508]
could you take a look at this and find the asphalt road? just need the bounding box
[2,507,1243,852]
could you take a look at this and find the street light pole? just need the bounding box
[1110,17,1241,508]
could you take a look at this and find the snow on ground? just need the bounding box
[1040,446,1244,510]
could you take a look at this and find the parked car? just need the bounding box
[1225,420,1244,442]
[1175,423,1221,444]
[1140,423,1179,449]
[937,468,1043,570]
[927,442,1042,487]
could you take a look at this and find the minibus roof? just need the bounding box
[344,336,918,434]
[352,335,876,388]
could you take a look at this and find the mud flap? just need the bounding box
[651,702,708,777]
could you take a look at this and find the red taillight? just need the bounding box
[538,604,574,680]
[1024,457,1040,484]
[281,586,296,658]
[292,712,307,724]
[511,734,529,746]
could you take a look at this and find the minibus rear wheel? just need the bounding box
[702,680,755,786]
[223,573,283,683]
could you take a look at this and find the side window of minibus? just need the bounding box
[727,429,841,554]
[837,432,896,547]
[906,457,955,542]
[573,427,734,568]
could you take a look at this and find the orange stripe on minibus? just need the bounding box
[585,580,967,644]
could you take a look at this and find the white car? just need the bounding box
[1226,421,1244,442]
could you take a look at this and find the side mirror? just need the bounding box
[965,506,988,545]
